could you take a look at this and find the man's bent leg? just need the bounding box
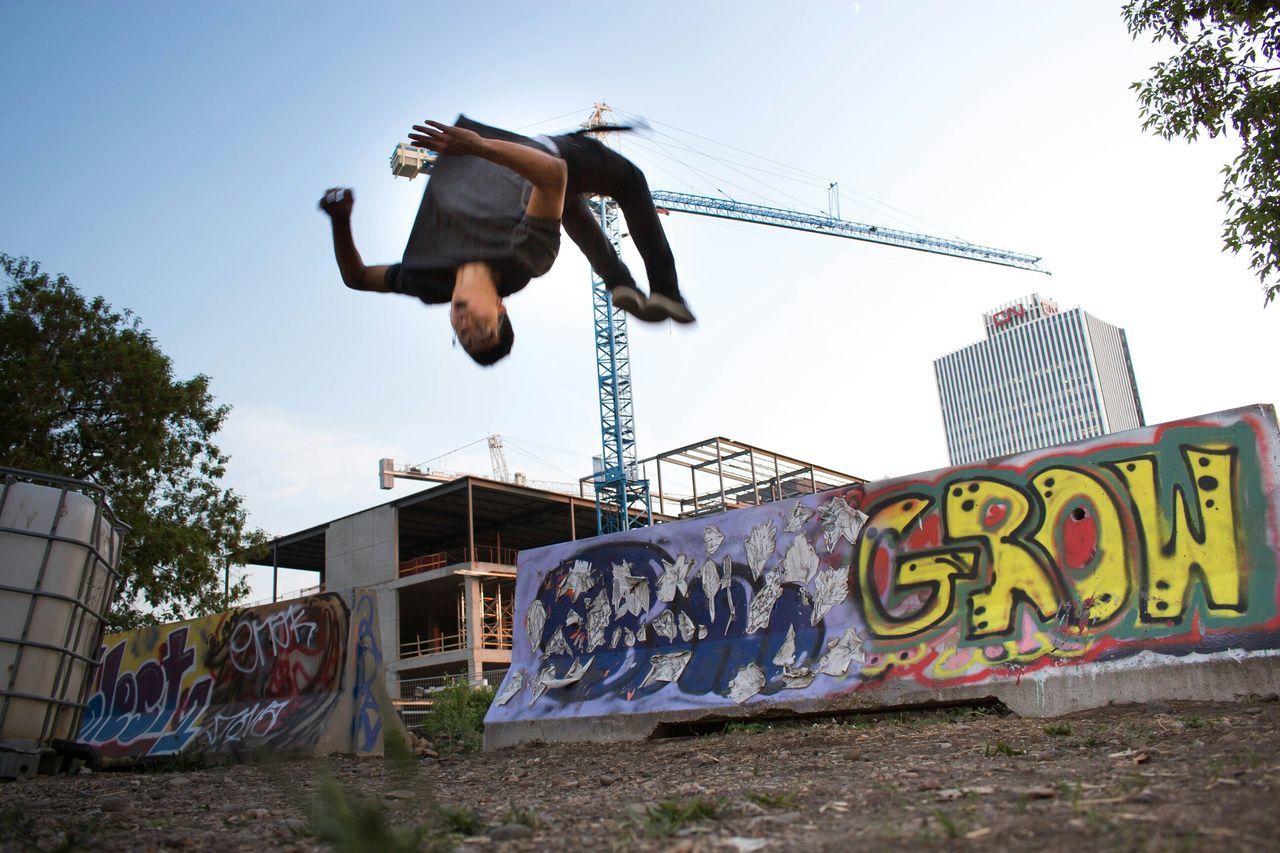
[561,196,634,288]
[562,196,650,319]
[570,138,681,299]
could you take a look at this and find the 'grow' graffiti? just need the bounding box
[487,406,1280,725]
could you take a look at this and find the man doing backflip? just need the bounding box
[320,116,692,367]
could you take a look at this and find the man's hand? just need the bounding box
[408,121,486,156]
[319,187,355,219]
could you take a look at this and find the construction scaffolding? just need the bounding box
[626,437,865,518]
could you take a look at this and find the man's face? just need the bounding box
[451,263,503,353]
[451,303,501,352]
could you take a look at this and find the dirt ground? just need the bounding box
[4,697,1280,852]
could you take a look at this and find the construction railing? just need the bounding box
[399,622,513,659]
[239,584,325,609]
[398,545,520,578]
[400,630,467,658]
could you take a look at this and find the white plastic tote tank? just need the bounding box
[0,468,127,744]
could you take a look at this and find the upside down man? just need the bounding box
[320,116,694,367]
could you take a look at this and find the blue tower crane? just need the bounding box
[581,105,652,536]
[586,193,652,535]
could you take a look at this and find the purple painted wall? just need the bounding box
[486,406,1280,734]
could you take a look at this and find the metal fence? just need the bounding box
[394,669,508,728]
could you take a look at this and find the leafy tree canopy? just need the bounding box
[0,253,263,629]
[1124,1,1280,305]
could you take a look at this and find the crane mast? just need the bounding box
[583,105,652,534]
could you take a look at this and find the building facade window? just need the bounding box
[934,294,1144,465]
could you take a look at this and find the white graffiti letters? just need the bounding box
[207,699,291,746]
[229,603,319,673]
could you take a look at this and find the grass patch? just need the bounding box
[1044,723,1073,737]
[503,803,542,830]
[749,791,798,809]
[307,775,431,853]
[1114,775,1149,795]
[984,740,1026,757]
[933,809,962,839]
[307,774,483,852]
[435,804,485,836]
[642,797,721,838]
[0,805,39,849]
[724,721,773,733]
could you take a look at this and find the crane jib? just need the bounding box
[647,191,1049,274]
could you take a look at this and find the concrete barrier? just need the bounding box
[79,589,406,765]
[485,404,1280,749]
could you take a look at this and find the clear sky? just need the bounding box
[3,1,1275,602]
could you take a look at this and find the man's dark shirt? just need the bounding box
[384,116,560,302]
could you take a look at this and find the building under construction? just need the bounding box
[247,437,861,719]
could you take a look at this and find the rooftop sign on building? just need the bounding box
[983,293,1059,338]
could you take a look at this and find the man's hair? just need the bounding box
[462,312,515,366]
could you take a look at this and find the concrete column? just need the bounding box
[380,587,398,665]
[464,575,483,682]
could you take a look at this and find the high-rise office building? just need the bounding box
[934,293,1144,465]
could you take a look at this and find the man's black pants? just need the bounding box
[552,132,679,298]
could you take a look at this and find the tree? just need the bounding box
[0,254,263,629]
[1124,1,1280,305]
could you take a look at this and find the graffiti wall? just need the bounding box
[80,590,402,764]
[486,406,1280,742]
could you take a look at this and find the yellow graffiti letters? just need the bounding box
[1107,446,1243,621]
[1031,467,1129,626]
[944,479,1060,638]
[856,496,978,638]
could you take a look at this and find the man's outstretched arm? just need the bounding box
[318,187,391,292]
[408,121,567,220]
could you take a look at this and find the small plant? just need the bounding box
[1044,723,1073,737]
[725,721,772,733]
[840,714,877,729]
[933,809,961,839]
[1057,780,1084,814]
[0,805,39,848]
[308,774,429,853]
[52,816,103,853]
[1184,716,1208,729]
[1082,808,1112,834]
[422,680,496,754]
[984,740,1025,757]
[749,791,798,809]
[435,804,486,836]
[643,797,721,838]
[503,803,542,830]
[1114,775,1149,796]
[383,726,414,764]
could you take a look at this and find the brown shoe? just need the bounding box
[646,292,697,324]
[608,284,649,319]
